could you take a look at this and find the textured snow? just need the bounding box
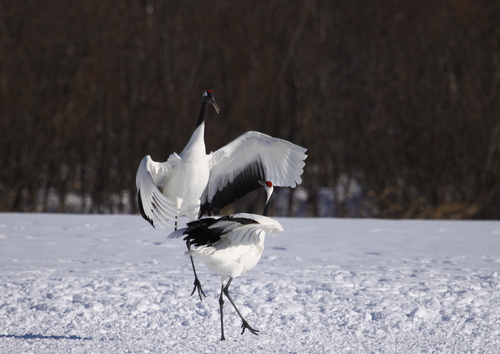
[1,213,500,353]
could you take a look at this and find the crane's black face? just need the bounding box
[204,90,220,114]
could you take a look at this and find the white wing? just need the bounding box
[216,215,283,245]
[222,224,265,245]
[229,213,284,235]
[199,131,307,216]
[136,155,180,229]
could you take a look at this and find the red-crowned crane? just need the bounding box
[136,90,306,300]
[168,181,281,341]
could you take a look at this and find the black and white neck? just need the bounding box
[181,90,219,157]
[196,90,220,127]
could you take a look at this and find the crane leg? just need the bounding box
[222,278,259,336]
[219,283,226,341]
[186,240,206,301]
[175,216,205,301]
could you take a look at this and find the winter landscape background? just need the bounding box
[2,1,500,352]
[2,0,500,219]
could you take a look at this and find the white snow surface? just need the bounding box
[1,213,500,353]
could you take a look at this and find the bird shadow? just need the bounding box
[0,333,92,340]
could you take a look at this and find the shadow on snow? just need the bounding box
[0,333,92,340]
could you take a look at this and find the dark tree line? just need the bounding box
[1,0,499,219]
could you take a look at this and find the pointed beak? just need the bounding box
[210,97,220,114]
[265,185,274,204]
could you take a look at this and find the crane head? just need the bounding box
[259,180,274,205]
[203,90,220,114]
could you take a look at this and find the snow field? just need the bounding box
[1,214,500,353]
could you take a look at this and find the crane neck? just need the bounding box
[196,100,209,127]
[263,185,273,216]
[181,122,205,157]
[263,202,270,217]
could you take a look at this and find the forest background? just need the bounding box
[1,0,499,219]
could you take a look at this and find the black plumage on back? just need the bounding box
[183,215,258,247]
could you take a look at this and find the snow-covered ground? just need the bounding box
[1,213,499,353]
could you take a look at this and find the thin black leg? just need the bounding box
[186,240,206,300]
[175,215,205,301]
[222,278,259,336]
[219,283,226,341]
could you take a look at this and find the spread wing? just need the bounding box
[135,155,180,228]
[198,131,307,217]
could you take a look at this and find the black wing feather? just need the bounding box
[138,191,155,228]
[198,160,266,217]
[182,216,258,247]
